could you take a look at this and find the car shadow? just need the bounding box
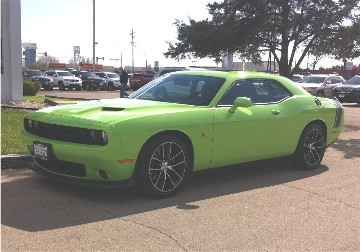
[1,158,328,232]
[330,138,360,159]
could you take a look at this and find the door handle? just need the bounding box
[272,110,280,115]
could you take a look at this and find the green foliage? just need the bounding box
[165,0,360,77]
[1,110,28,154]
[23,78,41,96]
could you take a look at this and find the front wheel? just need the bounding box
[58,82,65,91]
[293,123,326,170]
[107,83,114,91]
[136,134,190,197]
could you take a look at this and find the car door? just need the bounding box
[211,79,291,168]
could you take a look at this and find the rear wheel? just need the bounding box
[294,123,326,170]
[136,134,190,197]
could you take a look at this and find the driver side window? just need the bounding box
[219,79,291,106]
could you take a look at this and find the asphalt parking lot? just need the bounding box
[1,90,360,251]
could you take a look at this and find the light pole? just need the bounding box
[130,29,135,73]
[92,0,96,72]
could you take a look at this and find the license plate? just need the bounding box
[339,94,345,98]
[33,142,50,160]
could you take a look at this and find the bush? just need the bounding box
[23,77,41,96]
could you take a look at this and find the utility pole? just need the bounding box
[130,29,135,73]
[92,0,96,73]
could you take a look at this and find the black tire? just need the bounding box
[136,134,190,197]
[58,82,65,91]
[83,83,89,91]
[75,86,81,91]
[48,86,53,91]
[107,83,114,91]
[294,123,326,170]
[68,87,73,90]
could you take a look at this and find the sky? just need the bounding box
[21,0,359,70]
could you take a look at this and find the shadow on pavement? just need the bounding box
[1,158,328,232]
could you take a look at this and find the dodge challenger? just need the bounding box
[22,70,344,197]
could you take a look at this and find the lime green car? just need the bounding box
[22,70,344,197]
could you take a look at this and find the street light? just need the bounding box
[92,0,96,73]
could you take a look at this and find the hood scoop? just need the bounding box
[102,107,126,111]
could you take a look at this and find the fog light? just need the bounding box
[99,170,108,179]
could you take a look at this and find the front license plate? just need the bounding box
[339,94,345,98]
[33,142,50,160]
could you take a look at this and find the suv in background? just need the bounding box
[44,70,82,91]
[129,73,155,90]
[153,67,189,79]
[333,75,360,104]
[153,67,207,79]
[299,74,345,96]
[95,72,121,91]
[24,69,54,90]
[71,70,107,91]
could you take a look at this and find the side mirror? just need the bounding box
[228,97,253,113]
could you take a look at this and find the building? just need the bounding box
[1,0,23,104]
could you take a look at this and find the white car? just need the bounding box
[95,72,121,91]
[45,70,82,91]
[298,74,345,96]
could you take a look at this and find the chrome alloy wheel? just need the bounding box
[302,127,325,166]
[148,141,186,193]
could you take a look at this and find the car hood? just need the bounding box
[34,98,200,124]
[336,84,360,89]
[299,83,320,88]
[32,76,52,81]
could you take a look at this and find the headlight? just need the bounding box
[90,130,108,144]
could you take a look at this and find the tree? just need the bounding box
[165,0,360,77]
[32,55,59,69]
[68,56,93,64]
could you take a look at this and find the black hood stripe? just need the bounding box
[333,100,343,128]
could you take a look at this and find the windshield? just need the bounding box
[345,76,360,85]
[129,73,225,106]
[81,71,97,78]
[300,76,326,84]
[26,70,45,77]
[57,71,74,77]
[107,73,119,78]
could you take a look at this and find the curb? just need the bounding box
[1,154,33,169]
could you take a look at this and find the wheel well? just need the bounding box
[302,120,327,141]
[137,130,194,171]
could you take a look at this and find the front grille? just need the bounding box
[335,88,352,94]
[35,158,86,177]
[24,119,108,145]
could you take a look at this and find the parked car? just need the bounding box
[23,69,54,91]
[333,75,360,104]
[71,70,107,91]
[94,72,121,91]
[153,67,192,79]
[44,70,82,91]
[129,73,155,90]
[299,74,345,96]
[22,70,343,197]
[290,74,305,83]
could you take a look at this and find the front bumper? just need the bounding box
[21,130,136,184]
[334,93,360,103]
[29,162,134,189]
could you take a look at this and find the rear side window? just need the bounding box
[219,79,292,105]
